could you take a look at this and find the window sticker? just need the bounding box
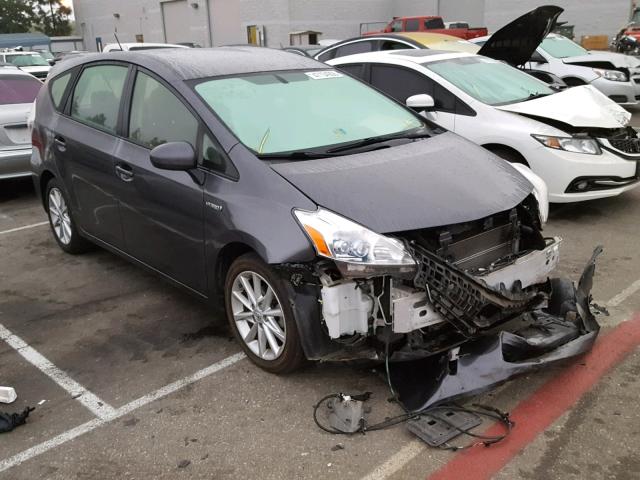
[305,70,344,80]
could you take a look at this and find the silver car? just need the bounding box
[0,66,42,180]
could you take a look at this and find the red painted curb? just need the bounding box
[427,315,640,480]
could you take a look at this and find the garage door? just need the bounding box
[162,0,191,44]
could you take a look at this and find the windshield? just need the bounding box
[539,36,588,58]
[0,76,42,105]
[6,54,49,67]
[425,56,554,106]
[194,70,424,155]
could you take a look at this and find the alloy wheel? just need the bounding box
[231,271,286,361]
[48,187,72,245]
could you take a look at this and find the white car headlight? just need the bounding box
[532,135,602,155]
[594,68,628,82]
[293,208,416,277]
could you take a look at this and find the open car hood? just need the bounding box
[478,5,563,66]
[496,85,631,129]
[271,132,533,234]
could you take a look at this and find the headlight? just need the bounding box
[532,135,602,155]
[594,68,628,82]
[293,208,417,277]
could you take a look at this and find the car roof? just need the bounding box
[49,46,326,81]
[2,51,41,55]
[328,49,474,65]
[103,42,190,50]
[0,65,36,76]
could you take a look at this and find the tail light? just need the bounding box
[32,127,44,159]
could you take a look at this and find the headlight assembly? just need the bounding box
[532,135,602,155]
[593,68,628,82]
[293,208,416,277]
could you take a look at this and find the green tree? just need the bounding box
[0,0,37,33]
[32,0,73,36]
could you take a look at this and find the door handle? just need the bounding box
[54,136,66,150]
[115,164,134,182]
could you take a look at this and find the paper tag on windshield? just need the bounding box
[305,70,343,80]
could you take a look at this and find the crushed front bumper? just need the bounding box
[389,246,602,411]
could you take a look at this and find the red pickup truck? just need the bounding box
[364,16,488,40]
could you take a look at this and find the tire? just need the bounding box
[45,178,92,254]
[224,253,305,373]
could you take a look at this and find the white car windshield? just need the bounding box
[194,70,424,155]
[425,56,554,106]
[539,36,588,58]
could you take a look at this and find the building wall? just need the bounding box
[73,0,634,51]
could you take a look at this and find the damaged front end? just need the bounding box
[288,195,602,410]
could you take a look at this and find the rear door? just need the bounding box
[54,63,130,248]
[112,68,207,293]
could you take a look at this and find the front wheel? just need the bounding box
[224,253,305,373]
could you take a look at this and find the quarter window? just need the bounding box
[50,72,72,110]
[202,133,236,178]
[128,72,198,149]
[71,65,128,133]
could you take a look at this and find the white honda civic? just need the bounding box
[328,50,640,202]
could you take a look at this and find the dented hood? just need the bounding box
[478,5,563,66]
[562,51,640,69]
[271,133,533,233]
[496,85,631,129]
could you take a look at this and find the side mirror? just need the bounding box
[529,51,547,64]
[150,141,196,171]
[406,94,435,111]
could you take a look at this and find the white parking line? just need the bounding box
[0,352,245,473]
[608,278,640,307]
[0,323,116,420]
[0,221,48,236]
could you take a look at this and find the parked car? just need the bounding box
[34,49,55,65]
[102,42,189,52]
[363,15,487,40]
[472,6,640,106]
[330,49,640,202]
[0,51,51,80]
[31,48,600,407]
[314,32,481,62]
[283,45,324,57]
[315,32,568,91]
[0,66,43,179]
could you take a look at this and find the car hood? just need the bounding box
[478,5,563,66]
[496,85,631,129]
[562,51,640,69]
[271,132,533,234]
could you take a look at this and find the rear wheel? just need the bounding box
[46,179,92,254]
[224,253,305,373]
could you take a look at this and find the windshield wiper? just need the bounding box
[326,129,432,154]
[524,92,552,101]
[257,151,339,160]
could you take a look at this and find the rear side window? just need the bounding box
[405,19,420,31]
[128,71,198,149]
[0,75,42,105]
[381,40,412,51]
[370,64,433,103]
[334,41,375,58]
[425,18,445,29]
[337,63,366,80]
[71,65,128,133]
[50,72,72,110]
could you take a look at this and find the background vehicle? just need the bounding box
[364,16,487,40]
[471,6,640,106]
[30,48,597,403]
[330,50,640,202]
[314,33,481,62]
[0,67,42,179]
[282,45,323,57]
[101,42,190,52]
[0,51,51,80]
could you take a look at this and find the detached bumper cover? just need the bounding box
[391,247,602,411]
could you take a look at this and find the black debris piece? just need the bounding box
[0,407,35,433]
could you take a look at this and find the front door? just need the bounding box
[112,69,206,293]
[56,63,129,248]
